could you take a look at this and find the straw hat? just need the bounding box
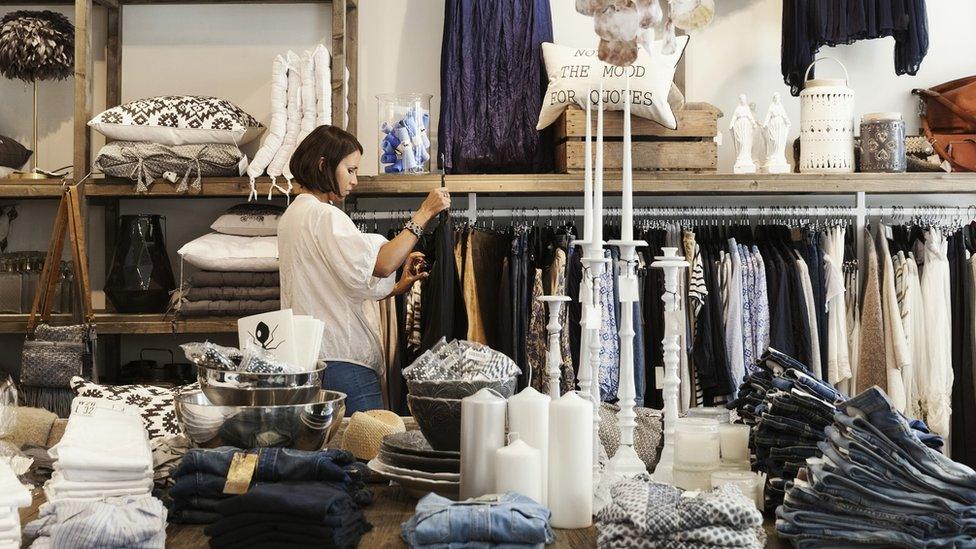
[341,410,405,460]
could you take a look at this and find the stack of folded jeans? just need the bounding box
[205,481,372,548]
[0,459,31,549]
[167,447,371,524]
[728,348,943,512]
[597,474,765,548]
[23,496,167,548]
[44,398,154,503]
[401,492,554,548]
[777,386,976,547]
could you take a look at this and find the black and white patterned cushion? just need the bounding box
[69,376,197,441]
[89,96,265,146]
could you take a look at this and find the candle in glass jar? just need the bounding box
[719,423,751,464]
[495,437,543,504]
[507,387,550,505]
[674,417,721,467]
[460,388,507,500]
[548,392,593,528]
[711,470,762,510]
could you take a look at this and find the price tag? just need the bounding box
[223,453,259,495]
[655,367,665,390]
[71,397,129,417]
[618,275,639,302]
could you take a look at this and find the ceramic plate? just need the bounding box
[378,449,460,474]
[368,458,459,500]
[381,430,460,459]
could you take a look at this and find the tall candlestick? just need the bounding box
[460,388,507,500]
[622,74,633,241]
[650,248,690,486]
[495,437,544,504]
[548,392,593,529]
[583,90,593,242]
[539,295,571,399]
[507,387,551,506]
[592,82,604,250]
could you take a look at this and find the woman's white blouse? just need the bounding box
[278,194,395,374]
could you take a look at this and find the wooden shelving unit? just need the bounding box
[0,313,236,334]
[0,179,69,198]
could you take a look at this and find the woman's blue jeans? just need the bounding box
[323,361,384,416]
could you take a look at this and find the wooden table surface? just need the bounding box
[18,484,789,548]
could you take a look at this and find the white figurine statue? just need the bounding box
[730,94,758,174]
[762,92,792,174]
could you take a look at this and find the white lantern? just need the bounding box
[799,57,855,173]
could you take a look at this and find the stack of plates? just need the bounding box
[368,431,459,499]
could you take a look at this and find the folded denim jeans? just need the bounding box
[206,513,369,549]
[216,481,371,522]
[173,447,358,483]
[23,496,166,549]
[402,492,554,547]
[167,507,220,525]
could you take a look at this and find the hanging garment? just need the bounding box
[843,260,860,395]
[527,268,547,392]
[599,250,621,402]
[438,0,554,173]
[900,252,927,420]
[795,256,822,379]
[781,0,929,95]
[875,224,910,412]
[857,227,887,394]
[822,226,851,387]
[961,252,976,467]
[463,229,508,348]
[750,246,771,371]
[920,228,953,438]
[738,244,756,376]
[642,229,667,408]
[550,248,576,395]
[419,216,468,353]
[723,243,745,393]
[567,243,584,375]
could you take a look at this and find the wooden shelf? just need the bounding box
[0,179,67,199]
[0,313,237,335]
[355,172,976,196]
[85,176,276,199]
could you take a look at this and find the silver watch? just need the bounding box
[404,219,424,238]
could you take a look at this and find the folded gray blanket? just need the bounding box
[184,286,279,302]
[179,299,280,317]
[188,271,279,288]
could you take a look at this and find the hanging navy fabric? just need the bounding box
[781,0,929,96]
[438,0,554,173]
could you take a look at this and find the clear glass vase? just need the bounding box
[377,93,433,175]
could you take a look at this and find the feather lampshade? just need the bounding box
[0,10,74,178]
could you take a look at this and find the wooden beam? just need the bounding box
[73,0,94,178]
[105,5,123,109]
[331,0,347,130]
[345,0,358,136]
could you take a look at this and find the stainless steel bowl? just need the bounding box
[197,363,326,406]
[175,389,346,450]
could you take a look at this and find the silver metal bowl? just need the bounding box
[175,389,346,450]
[197,363,326,406]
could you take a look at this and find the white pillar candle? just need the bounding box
[495,437,543,504]
[460,388,507,500]
[549,392,593,529]
[673,418,721,467]
[719,423,751,464]
[583,89,593,242]
[507,387,551,506]
[621,74,633,241]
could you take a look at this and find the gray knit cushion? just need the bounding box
[94,141,248,193]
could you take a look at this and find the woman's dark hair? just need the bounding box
[289,125,363,194]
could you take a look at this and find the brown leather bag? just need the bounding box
[914,76,976,171]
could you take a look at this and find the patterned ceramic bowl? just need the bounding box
[405,378,516,400]
[407,394,463,452]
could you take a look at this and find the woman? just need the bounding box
[278,125,450,414]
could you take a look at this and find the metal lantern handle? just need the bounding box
[803,56,850,86]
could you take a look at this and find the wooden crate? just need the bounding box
[554,102,722,173]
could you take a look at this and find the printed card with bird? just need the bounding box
[238,309,299,367]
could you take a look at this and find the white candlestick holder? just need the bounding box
[576,241,608,469]
[650,247,689,486]
[538,295,571,399]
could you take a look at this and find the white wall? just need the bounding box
[2,0,976,369]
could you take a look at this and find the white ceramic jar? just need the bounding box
[799,57,855,173]
[672,417,721,491]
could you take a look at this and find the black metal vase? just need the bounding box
[104,214,176,313]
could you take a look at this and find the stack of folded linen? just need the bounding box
[728,349,943,512]
[777,386,976,547]
[23,496,167,549]
[167,447,371,524]
[44,397,153,503]
[205,481,372,548]
[401,492,554,548]
[597,475,765,549]
[0,459,31,549]
[177,203,284,318]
